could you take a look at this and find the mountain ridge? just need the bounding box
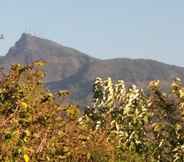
[1,33,184,105]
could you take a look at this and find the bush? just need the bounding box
[0,61,184,162]
[83,78,184,162]
[0,61,114,162]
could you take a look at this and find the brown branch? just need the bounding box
[36,130,48,153]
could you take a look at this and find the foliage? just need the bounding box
[0,61,114,162]
[83,77,184,162]
[0,61,184,162]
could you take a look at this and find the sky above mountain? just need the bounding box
[0,0,184,66]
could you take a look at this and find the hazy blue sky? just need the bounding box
[1,0,184,66]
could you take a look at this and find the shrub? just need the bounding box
[0,61,115,162]
[0,61,184,162]
[83,77,184,162]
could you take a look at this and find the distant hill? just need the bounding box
[1,33,184,106]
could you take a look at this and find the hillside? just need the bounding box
[1,33,184,105]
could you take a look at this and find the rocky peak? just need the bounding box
[6,33,64,57]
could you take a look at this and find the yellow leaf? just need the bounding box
[66,105,80,119]
[148,80,160,90]
[179,88,184,98]
[23,154,30,162]
[87,152,91,160]
[20,101,28,109]
[58,90,70,97]
[47,92,53,98]
[33,60,47,67]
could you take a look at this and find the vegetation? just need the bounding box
[0,61,184,162]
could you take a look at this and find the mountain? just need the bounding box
[2,33,96,83]
[1,33,184,106]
